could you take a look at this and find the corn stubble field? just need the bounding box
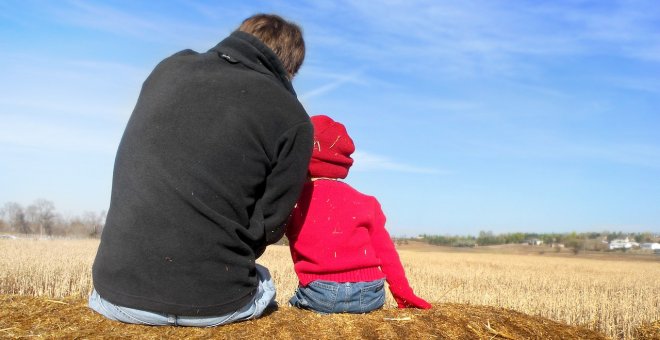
[0,239,658,339]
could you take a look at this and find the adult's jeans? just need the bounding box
[88,264,276,327]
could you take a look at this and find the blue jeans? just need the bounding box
[289,279,385,314]
[88,264,276,327]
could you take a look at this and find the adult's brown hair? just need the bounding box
[237,14,305,78]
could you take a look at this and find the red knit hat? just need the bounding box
[309,115,355,179]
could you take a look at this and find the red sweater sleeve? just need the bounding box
[368,199,431,309]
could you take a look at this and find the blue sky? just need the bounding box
[1,0,659,236]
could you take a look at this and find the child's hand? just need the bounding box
[394,294,432,309]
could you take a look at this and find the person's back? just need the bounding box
[90,14,313,325]
[288,180,387,285]
[286,115,431,314]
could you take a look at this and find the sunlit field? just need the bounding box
[0,238,658,339]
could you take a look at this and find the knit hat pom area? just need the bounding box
[309,115,355,179]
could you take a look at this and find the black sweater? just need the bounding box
[92,31,313,316]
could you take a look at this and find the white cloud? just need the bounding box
[0,114,120,154]
[45,1,226,47]
[291,0,660,82]
[62,0,162,37]
[351,151,443,174]
[606,75,660,94]
[570,142,660,169]
[0,54,144,122]
[464,132,660,170]
[299,70,366,101]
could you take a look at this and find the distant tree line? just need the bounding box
[0,199,105,238]
[419,230,658,252]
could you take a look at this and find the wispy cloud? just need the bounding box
[553,2,660,62]
[0,54,145,122]
[605,75,660,94]
[292,0,660,82]
[60,0,162,38]
[351,151,443,174]
[299,70,366,101]
[464,133,660,170]
[178,1,235,20]
[43,1,226,48]
[0,114,120,154]
[570,142,660,170]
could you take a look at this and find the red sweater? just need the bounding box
[286,179,430,308]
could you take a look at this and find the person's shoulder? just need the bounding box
[335,182,384,215]
[332,181,378,201]
[171,49,199,58]
[160,49,203,66]
[148,49,201,75]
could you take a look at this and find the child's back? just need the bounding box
[286,115,431,314]
[287,179,387,286]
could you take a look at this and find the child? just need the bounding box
[286,115,432,314]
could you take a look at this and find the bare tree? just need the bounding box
[51,214,71,237]
[2,202,31,234]
[83,210,106,238]
[0,206,7,232]
[2,200,106,238]
[27,199,56,237]
[56,214,80,237]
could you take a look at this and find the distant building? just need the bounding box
[609,238,638,250]
[526,239,543,246]
[640,243,660,250]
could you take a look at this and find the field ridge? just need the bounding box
[0,295,617,339]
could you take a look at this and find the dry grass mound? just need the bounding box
[634,320,660,340]
[0,295,616,339]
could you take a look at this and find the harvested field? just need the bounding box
[1,238,659,339]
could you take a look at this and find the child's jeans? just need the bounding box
[289,279,385,314]
[88,264,276,327]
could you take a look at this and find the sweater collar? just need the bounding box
[210,31,296,96]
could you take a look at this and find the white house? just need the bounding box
[640,243,660,250]
[609,238,638,250]
[526,239,543,246]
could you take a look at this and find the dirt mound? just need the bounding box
[634,320,660,340]
[0,294,633,339]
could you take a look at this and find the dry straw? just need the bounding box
[0,294,610,339]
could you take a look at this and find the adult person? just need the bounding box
[89,14,313,326]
